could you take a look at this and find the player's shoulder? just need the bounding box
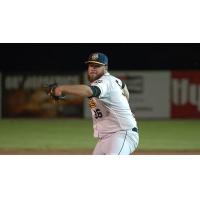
[107,73,121,83]
[107,74,126,89]
[102,73,123,86]
[92,72,110,84]
[102,72,118,81]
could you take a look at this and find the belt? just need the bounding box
[132,127,138,133]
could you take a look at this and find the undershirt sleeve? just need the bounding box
[89,86,101,98]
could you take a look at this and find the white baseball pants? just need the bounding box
[92,129,139,155]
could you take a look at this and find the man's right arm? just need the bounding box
[54,84,93,97]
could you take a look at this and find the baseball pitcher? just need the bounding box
[46,52,139,155]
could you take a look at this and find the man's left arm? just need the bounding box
[122,84,129,101]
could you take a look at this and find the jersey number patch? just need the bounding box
[94,109,103,119]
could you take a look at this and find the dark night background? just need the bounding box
[0,43,200,72]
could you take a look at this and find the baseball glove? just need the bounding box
[43,82,65,102]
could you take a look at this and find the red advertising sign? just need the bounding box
[171,70,200,118]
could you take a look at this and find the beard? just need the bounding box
[87,71,105,83]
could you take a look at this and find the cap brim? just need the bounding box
[85,61,106,66]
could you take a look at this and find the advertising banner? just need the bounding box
[171,70,200,118]
[3,73,83,118]
[84,71,171,119]
[112,71,171,118]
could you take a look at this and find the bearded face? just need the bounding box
[87,63,106,83]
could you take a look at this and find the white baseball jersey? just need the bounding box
[88,72,137,138]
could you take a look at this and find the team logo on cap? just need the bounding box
[91,53,99,60]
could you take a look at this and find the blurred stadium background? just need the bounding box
[0,43,200,154]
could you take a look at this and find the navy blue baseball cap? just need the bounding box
[85,52,108,66]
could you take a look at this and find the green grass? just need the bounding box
[137,120,200,150]
[0,119,95,149]
[0,119,200,151]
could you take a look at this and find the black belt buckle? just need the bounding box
[132,127,138,132]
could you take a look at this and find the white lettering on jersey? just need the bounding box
[89,72,137,138]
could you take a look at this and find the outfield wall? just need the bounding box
[171,71,200,118]
[2,73,83,118]
[1,70,200,119]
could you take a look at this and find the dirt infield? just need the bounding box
[0,148,200,155]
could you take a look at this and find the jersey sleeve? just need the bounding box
[91,78,110,98]
[89,86,101,98]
